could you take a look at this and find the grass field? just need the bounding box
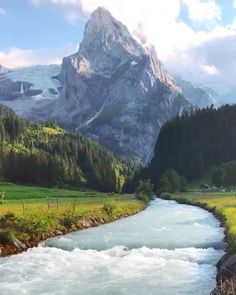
[165,191,236,250]
[0,182,136,216]
[0,182,144,251]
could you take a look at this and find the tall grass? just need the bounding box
[211,278,236,295]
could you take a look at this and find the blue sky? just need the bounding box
[0,0,236,91]
[0,0,85,51]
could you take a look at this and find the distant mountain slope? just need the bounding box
[175,77,215,108]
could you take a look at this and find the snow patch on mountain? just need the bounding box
[1,64,61,100]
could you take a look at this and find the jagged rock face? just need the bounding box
[54,7,189,163]
[175,77,215,108]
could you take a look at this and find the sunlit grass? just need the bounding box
[42,127,63,135]
[0,196,136,216]
[0,181,135,216]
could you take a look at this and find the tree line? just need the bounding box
[145,105,236,188]
[211,161,236,187]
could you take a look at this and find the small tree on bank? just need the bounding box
[135,180,153,203]
[211,167,225,187]
[158,169,186,194]
[211,161,236,188]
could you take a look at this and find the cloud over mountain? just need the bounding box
[0,44,78,68]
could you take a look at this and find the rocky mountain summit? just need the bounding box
[51,7,189,163]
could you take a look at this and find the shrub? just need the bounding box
[0,212,17,227]
[211,167,225,187]
[102,199,118,216]
[59,211,82,229]
[0,230,16,245]
[158,169,186,193]
[211,161,236,187]
[17,213,59,239]
[135,180,153,203]
[160,192,172,199]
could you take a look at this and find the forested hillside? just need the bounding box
[0,104,134,192]
[146,105,236,185]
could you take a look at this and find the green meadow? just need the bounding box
[0,182,136,216]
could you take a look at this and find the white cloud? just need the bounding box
[234,1,236,8]
[0,7,6,16]
[166,34,236,92]
[0,43,78,68]
[182,0,221,23]
[201,64,219,75]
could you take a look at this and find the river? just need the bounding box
[0,199,224,295]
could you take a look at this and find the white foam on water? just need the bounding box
[0,199,225,295]
[0,246,224,295]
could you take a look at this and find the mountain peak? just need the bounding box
[77,7,145,76]
[90,7,113,24]
[85,6,126,35]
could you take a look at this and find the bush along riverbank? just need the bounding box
[159,192,236,295]
[0,199,145,256]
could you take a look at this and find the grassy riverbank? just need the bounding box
[0,182,145,256]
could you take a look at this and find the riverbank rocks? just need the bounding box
[217,253,236,282]
[13,239,27,251]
